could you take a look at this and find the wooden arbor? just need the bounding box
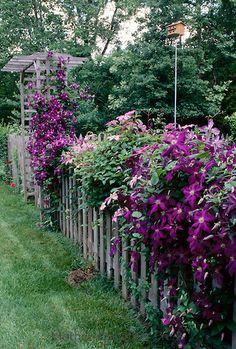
[1,52,87,128]
[2,52,87,200]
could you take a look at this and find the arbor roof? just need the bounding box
[1,52,87,73]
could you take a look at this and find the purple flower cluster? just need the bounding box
[110,121,236,346]
[27,54,91,185]
[28,94,76,184]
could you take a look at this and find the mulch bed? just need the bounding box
[66,266,95,287]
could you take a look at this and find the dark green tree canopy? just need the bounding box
[0,0,235,132]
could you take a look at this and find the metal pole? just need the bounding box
[174,40,178,128]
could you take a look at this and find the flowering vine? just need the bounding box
[103,121,236,348]
[27,52,93,186]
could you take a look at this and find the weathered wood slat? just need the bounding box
[93,208,99,269]
[88,208,93,257]
[61,175,66,235]
[106,212,112,278]
[82,201,88,259]
[121,238,129,300]
[140,245,147,315]
[148,274,158,309]
[65,176,70,238]
[113,222,120,289]
[69,174,73,240]
[77,189,82,246]
[72,176,77,243]
[99,212,105,274]
[130,240,138,309]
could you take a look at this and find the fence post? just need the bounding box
[140,245,147,315]
[82,198,88,259]
[122,238,129,300]
[77,189,82,246]
[69,173,73,240]
[62,175,66,235]
[88,208,93,257]
[93,208,99,269]
[99,211,105,274]
[106,212,112,278]
[113,222,120,289]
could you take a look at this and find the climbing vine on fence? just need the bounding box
[102,121,236,349]
[63,119,236,348]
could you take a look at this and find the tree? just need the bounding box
[0,0,142,123]
[77,0,235,128]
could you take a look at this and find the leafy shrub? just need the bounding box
[62,111,160,207]
[228,112,236,140]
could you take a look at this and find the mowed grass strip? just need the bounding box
[0,183,150,349]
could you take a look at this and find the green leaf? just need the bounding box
[227,321,236,332]
[211,323,225,336]
[184,344,192,349]
[132,211,143,218]
[150,172,159,185]
[132,233,142,239]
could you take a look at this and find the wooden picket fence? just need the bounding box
[8,134,34,200]
[52,172,234,349]
[53,173,162,313]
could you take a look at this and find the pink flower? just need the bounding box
[106,120,118,127]
[125,110,136,116]
[116,114,133,123]
[100,192,118,211]
[107,135,120,141]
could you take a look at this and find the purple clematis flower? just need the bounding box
[148,195,166,215]
[182,183,203,208]
[191,210,215,234]
[151,225,165,245]
[192,257,209,283]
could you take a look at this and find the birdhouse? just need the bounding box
[167,21,186,37]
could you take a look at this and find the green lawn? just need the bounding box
[0,183,151,349]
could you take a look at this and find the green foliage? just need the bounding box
[227,111,236,140]
[75,99,106,135]
[76,0,236,130]
[0,0,142,123]
[64,113,160,207]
